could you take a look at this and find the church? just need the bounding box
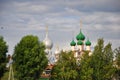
[70,28,92,62]
[41,23,92,78]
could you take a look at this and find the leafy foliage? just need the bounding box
[79,39,115,80]
[0,36,8,78]
[114,47,120,79]
[79,51,93,80]
[51,51,79,80]
[51,38,116,80]
[88,39,115,80]
[114,47,120,67]
[13,35,48,80]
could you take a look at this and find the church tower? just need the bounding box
[76,29,85,51]
[85,38,92,56]
[70,39,76,51]
[70,20,92,58]
[85,38,91,51]
[43,26,54,65]
[54,44,60,62]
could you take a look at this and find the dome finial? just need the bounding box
[43,25,53,50]
[86,36,89,40]
[56,43,59,50]
[76,20,85,41]
[72,30,75,40]
[87,37,89,40]
[46,25,48,35]
[55,43,60,55]
[80,20,82,30]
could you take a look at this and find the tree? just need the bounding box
[90,38,115,80]
[114,47,120,67]
[79,51,93,80]
[51,39,115,80]
[51,51,79,80]
[79,39,116,80]
[13,35,48,80]
[0,36,8,79]
[114,47,120,79]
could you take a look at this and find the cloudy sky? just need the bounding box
[0,0,120,54]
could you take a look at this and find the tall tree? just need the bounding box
[114,47,120,79]
[79,39,116,80]
[51,39,116,80]
[114,47,120,67]
[51,51,79,80]
[0,36,8,79]
[91,38,115,80]
[79,51,93,80]
[13,35,48,80]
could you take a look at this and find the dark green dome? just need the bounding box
[76,30,85,41]
[85,39,91,46]
[70,40,76,46]
[77,40,83,45]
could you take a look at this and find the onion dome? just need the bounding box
[85,39,91,46]
[76,30,85,41]
[43,35,53,50]
[43,27,53,50]
[77,40,83,45]
[70,40,76,46]
[55,50,60,55]
[55,45,60,55]
[44,49,49,54]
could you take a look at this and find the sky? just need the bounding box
[0,0,120,54]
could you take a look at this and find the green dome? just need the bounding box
[76,30,85,41]
[70,40,76,46]
[85,39,91,46]
[77,40,83,45]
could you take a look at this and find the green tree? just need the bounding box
[51,51,79,80]
[13,35,48,80]
[114,47,120,67]
[91,38,115,80]
[114,47,120,79]
[79,51,93,80]
[0,36,8,79]
[79,39,115,80]
[51,38,115,80]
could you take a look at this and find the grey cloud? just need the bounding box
[0,0,120,54]
[1,0,120,15]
